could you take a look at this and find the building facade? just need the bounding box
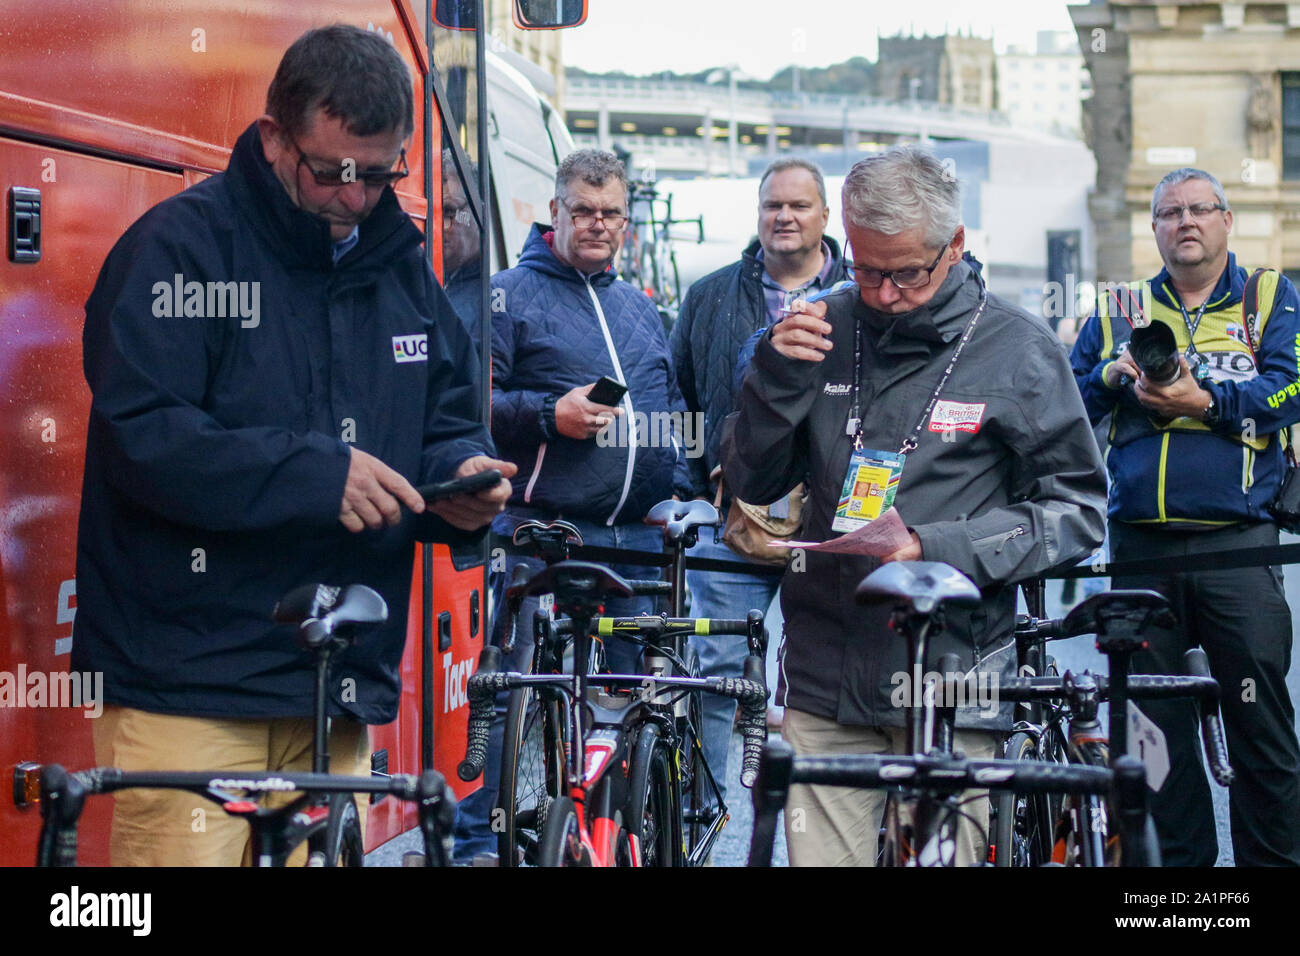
[1072,0,1300,284]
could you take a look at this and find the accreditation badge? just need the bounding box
[831,448,905,533]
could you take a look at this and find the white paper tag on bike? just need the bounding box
[538,593,555,619]
[1126,701,1170,791]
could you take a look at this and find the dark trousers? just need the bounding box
[1111,521,1300,866]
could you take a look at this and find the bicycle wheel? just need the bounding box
[538,795,589,866]
[627,726,682,866]
[497,686,563,867]
[992,731,1055,867]
[321,794,364,867]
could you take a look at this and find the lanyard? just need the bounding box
[846,279,989,454]
[1177,297,1211,357]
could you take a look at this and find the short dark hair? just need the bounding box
[759,157,828,206]
[555,149,629,204]
[266,25,414,141]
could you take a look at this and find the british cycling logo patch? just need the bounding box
[392,334,428,363]
[928,399,986,434]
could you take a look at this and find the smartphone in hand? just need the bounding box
[417,469,503,503]
[587,376,628,407]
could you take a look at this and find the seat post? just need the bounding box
[314,644,333,775]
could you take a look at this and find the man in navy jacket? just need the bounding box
[73,25,514,865]
[452,149,691,862]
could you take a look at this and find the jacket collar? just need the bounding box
[518,223,617,286]
[224,121,422,276]
[742,235,844,286]
[1149,252,1241,312]
[857,257,978,350]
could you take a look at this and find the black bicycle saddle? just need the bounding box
[853,561,981,615]
[522,560,633,615]
[273,583,388,647]
[512,518,584,551]
[645,498,720,542]
[1058,589,1175,641]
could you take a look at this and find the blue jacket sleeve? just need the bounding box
[1207,277,1300,436]
[490,273,557,444]
[1069,310,1130,425]
[82,212,351,533]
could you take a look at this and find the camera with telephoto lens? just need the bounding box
[1127,321,1181,387]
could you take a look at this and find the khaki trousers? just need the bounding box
[93,705,370,866]
[781,708,998,867]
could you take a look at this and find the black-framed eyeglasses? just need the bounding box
[288,134,409,188]
[848,241,950,290]
[1153,202,1226,223]
[560,199,628,231]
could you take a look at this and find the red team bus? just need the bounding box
[0,0,583,865]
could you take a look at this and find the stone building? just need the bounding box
[876,32,996,110]
[1071,0,1300,285]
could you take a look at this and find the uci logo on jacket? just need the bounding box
[392,333,428,363]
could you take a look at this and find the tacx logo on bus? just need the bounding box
[928,399,986,434]
[392,333,429,363]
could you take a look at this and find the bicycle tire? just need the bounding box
[322,794,365,867]
[992,730,1055,867]
[626,726,681,867]
[497,685,563,867]
[538,795,589,866]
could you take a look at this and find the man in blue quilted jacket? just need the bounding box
[452,149,693,862]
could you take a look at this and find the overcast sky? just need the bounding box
[564,0,1079,79]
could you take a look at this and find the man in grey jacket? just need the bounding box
[721,145,1107,866]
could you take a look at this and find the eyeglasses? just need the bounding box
[560,199,628,231]
[848,242,950,290]
[288,135,409,188]
[1154,202,1226,223]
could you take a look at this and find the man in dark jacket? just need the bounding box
[452,148,692,862]
[722,145,1106,865]
[670,158,847,798]
[73,25,514,866]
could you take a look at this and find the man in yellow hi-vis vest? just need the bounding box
[1071,167,1300,866]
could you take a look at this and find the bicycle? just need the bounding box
[493,498,730,866]
[618,180,703,333]
[460,559,768,866]
[990,589,1233,867]
[24,583,459,867]
[747,561,1160,868]
[490,516,669,866]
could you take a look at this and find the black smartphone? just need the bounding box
[417,468,502,503]
[587,375,627,407]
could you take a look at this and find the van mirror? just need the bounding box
[513,0,588,29]
[434,0,477,30]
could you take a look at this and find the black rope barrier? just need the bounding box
[497,537,1300,583]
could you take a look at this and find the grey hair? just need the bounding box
[841,145,961,249]
[759,157,828,206]
[555,149,629,204]
[1151,167,1228,218]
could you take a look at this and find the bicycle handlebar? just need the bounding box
[997,668,1234,785]
[36,763,457,866]
[1183,648,1234,786]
